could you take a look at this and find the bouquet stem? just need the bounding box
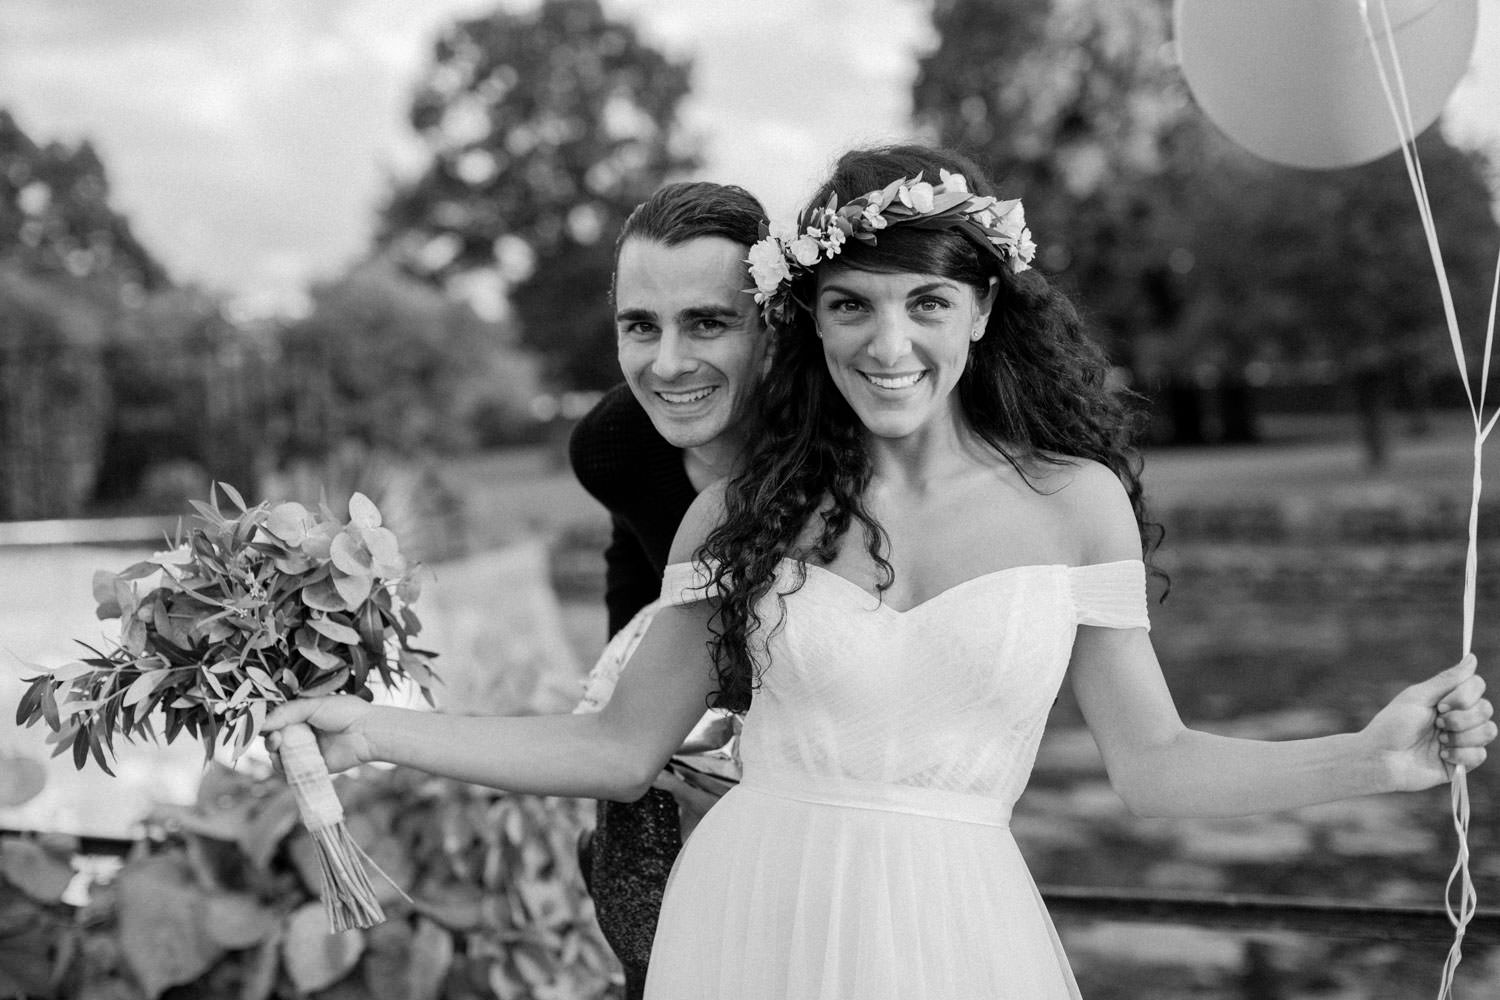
[278,723,393,932]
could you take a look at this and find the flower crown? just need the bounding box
[745,168,1037,325]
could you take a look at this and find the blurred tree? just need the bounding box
[912,0,1184,344]
[0,266,111,519]
[91,289,270,508]
[1158,128,1500,467]
[275,257,539,461]
[378,0,698,390]
[0,108,169,296]
[914,0,1500,464]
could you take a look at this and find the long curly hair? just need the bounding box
[699,144,1161,712]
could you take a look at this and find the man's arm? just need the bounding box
[603,514,663,638]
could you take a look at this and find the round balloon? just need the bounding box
[1174,0,1478,170]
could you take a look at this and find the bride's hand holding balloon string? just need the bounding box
[1362,655,1494,792]
[263,695,376,775]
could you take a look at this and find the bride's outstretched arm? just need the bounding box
[263,599,718,801]
[1063,462,1494,819]
[1069,624,1490,819]
[262,485,732,801]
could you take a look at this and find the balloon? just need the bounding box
[1174,0,1479,170]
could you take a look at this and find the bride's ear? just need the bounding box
[969,277,999,337]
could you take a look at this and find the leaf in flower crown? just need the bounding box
[876,176,907,210]
[927,189,972,216]
[302,577,346,613]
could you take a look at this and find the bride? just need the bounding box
[265,143,1493,999]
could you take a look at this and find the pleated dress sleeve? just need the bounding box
[1069,560,1151,631]
[659,559,721,607]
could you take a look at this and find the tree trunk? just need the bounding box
[1351,366,1391,470]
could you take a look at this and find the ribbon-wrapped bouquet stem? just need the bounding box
[14,483,438,931]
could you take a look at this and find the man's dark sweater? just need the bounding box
[567,384,700,992]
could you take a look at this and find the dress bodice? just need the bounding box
[659,559,1149,809]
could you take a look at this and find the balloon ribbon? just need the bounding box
[1356,2,1500,996]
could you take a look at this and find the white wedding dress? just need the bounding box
[643,557,1150,1000]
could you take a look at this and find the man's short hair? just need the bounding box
[613,182,766,268]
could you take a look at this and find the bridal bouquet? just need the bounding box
[14,483,438,930]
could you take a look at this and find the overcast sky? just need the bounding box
[0,0,1495,317]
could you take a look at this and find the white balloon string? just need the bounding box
[1364,0,1477,424]
[1357,3,1493,997]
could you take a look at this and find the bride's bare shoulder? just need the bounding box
[1032,455,1143,563]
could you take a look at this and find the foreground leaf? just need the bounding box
[282,903,364,993]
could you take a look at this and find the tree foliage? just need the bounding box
[914,0,1500,458]
[379,0,699,389]
[275,258,540,461]
[0,108,169,294]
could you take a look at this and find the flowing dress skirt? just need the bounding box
[644,768,1083,1000]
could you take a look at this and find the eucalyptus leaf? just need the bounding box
[330,531,373,576]
[310,617,362,645]
[332,569,373,609]
[303,577,347,613]
[347,491,382,529]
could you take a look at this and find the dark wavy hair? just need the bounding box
[697,144,1162,713]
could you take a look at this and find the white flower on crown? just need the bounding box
[788,235,822,267]
[746,238,792,300]
[768,220,796,242]
[1012,229,1037,272]
[897,181,934,213]
[938,168,968,193]
[859,202,888,230]
[990,199,1027,243]
[819,224,847,255]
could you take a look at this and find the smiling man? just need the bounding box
[566,180,770,999]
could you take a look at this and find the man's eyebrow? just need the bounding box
[678,304,743,322]
[615,307,657,324]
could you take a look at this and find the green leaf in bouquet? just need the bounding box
[265,501,314,546]
[356,601,385,651]
[244,665,279,697]
[215,481,250,513]
[301,666,351,699]
[92,569,123,618]
[123,613,148,656]
[331,530,373,576]
[303,576,346,613]
[296,629,343,672]
[348,491,382,529]
[302,519,338,561]
[310,616,362,646]
[39,683,61,731]
[333,568,373,609]
[124,669,167,707]
[362,526,406,578]
[271,548,316,575]
[396,573,423,604]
